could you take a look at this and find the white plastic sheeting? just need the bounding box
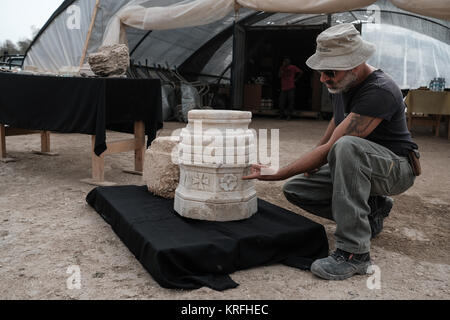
[198,9,450,88]
[102,0,236,45]
[363,23,450,89]
[102,0,449,46]
[102,0,378,45]
[238,0,376,14]
[130,11,250,70]
[25,0,97,73]
[23,0,449,74]
[390,0,450,21]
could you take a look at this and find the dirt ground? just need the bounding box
[0,117,449,300]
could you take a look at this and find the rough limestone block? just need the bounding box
[88,44,130,77]
[143,136,180,199]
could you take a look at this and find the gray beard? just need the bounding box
[327,72,358,94]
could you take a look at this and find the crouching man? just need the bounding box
[243,23,420,280]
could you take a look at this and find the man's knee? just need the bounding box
[283,177,334,220]
[282,179,296,198]
[328,135,364,163]
[283,176,312,204]
[331,135,362,151]
[283,178,303,201]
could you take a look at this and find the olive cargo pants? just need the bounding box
[283,136,415,254]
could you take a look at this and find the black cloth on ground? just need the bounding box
[86,185,329,291]
[0,72,163,155]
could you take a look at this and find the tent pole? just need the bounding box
[79,0,101,70]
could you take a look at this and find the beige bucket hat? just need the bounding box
[306,23,376,71]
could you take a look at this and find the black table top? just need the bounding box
[0,72,163,155]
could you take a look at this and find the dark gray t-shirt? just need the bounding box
[331,69,418,156]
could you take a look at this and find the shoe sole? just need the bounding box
[310,261,372,281]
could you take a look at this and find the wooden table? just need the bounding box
[404,89,450,139]
[0,72,162,185]
[0,122,146,186]
[0,127,53,162]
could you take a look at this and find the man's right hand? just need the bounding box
[242,164,281,181]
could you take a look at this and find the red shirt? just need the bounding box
[281,65,302,91]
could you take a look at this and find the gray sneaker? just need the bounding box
[368,196,394,239]
[311,249,371,280]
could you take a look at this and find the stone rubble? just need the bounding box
[143,136,180,199]
[88,44,130,77]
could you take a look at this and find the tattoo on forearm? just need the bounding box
[345,114,375,136]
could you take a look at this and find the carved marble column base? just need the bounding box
[174,110,258,221]
[174,163,257,221]
[174,194,257,222]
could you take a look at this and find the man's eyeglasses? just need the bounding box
[317,70,337,78]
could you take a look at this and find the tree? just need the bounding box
[0,40,20,56]
[0,26,40,56]
[17,39,33,54]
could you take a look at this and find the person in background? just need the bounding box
[278,57,303,120]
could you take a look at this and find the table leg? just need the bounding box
[92,154,105,182]
[32,131,59,156]
[81,135,116,186]
[122,121,145,176]
[447,116,450,140]
[435,115,442,137]
[82,122,145,185]
[0,124,16,163]
[134,121,145,173]
[41,131,51,152]
[91,135,104,181]
[0,124,5,158]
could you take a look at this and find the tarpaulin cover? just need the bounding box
[24,0,449,86]
[102,0,450,45]
[0,72,163,155]
[86,185,329,291]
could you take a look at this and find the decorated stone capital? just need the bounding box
[174,110,257,221]
[220,174,238,191]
